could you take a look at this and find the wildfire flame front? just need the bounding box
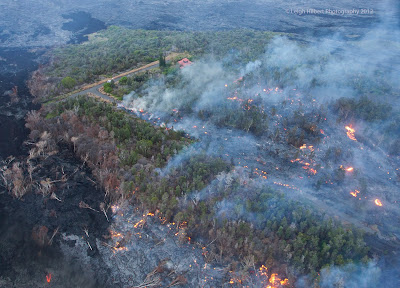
[345,125,357,141]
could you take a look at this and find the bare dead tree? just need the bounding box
[81,152,89,167]
[11,162,30,199]
[168,275,188,287]
[50,192,62,202]
[242,255,256,272]
[39,178,54,197]
[48,226,60,245]
[71,136,79,152]
[0,165,12,192]
[100,202,109,222]
[26,160,37,183]
[79,201,99,212]
[25,110,42,131]
[133,274,161,288]
[83,226,89,238]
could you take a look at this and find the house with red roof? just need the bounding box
[178,58,192,68]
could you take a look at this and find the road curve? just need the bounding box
[68,53,185,103]
[70,61,160,103]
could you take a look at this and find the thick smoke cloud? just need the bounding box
[123,60,236,113]
[121,1,400,285]
[124,27,399,116]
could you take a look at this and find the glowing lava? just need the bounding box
[345,125,357,141]
[46,273,51,283]
[375,199,383,206]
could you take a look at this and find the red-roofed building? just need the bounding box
[178,58,192,68]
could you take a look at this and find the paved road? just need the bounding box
[70,62,160,103]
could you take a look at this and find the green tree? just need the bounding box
[137,139,153,157]
[61,76,76,89]
[159,53,166,68]
[104,82,113,93]
[119,76,128,85]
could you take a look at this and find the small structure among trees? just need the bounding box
[178,58,192,69]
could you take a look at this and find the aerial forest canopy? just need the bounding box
[7,22,400,288]
[2,1,400,287]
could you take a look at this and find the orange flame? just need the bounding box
[269,273,277,284]
[375,199,383,206]
[268,272,289,287]
[46,273,51,283]
[113,246,128,252]
[350,190,360,197]
[281,279,289,285]
[259,265,268,276]
[345,126,357,141]
[110,231,123,238]
[346,167,354,172]
[309,168,317,175]
[134,219,145,228]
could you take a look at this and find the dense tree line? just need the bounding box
[30,27,279,101]
[26,96,189,200]
[155,179,370,280]
[106,71,153,100]
[333,96,391,122]
[20,96,371,285]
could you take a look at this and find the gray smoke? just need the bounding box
[297,261,382,288]
[120,1,400,285]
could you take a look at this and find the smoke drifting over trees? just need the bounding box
[118,3,399,286]
[1,0,399,287]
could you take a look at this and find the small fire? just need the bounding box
[346,167,354,172]
[309,168,317,175]
[280,279,289,285]
[113,245,128,252]
[46,273,52,283]
[268,272,289,287]
[110,231,123,238]
[350,190,360,197]
[345,125,357,141]
[269,273,277,284]
[375,199,383,206]
[133,219,145,228]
